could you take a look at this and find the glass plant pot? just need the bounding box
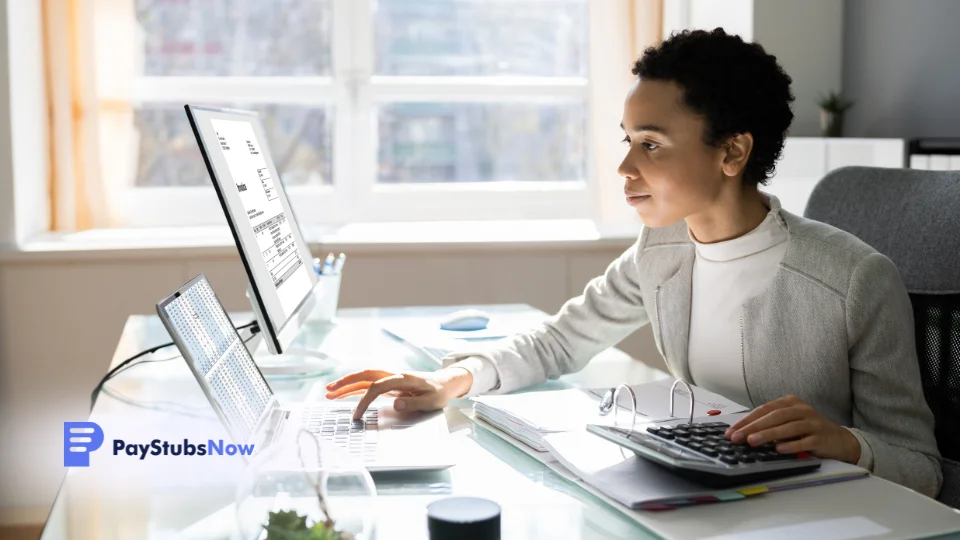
[236,429,376,540]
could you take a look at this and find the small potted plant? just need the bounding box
[817,91,854,138]
[261,505,354,540]
[236,430,374,540]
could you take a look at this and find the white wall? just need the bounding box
[843,0,960,138]
[0,246,659,517]
[754,0,844,137]
[688,0,754,39]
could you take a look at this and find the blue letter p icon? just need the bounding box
[64,422,104,467]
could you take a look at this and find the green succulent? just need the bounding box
[817,91,854,113]
[263,509,354,540]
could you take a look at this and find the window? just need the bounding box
[84,0,638,227]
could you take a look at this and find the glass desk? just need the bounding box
[40,306,960,539]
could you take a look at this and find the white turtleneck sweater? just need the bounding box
[686,207,788,407]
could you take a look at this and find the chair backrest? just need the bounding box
[804,166,960,505]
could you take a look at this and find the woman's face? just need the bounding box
[617,79,732,228]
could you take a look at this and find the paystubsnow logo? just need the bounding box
[64,422,105,467]
[63,421,254,467]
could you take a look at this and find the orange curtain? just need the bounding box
[43,0,135,231]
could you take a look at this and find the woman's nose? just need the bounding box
[618,155,637,180]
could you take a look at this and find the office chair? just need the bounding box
[804,165,960,507]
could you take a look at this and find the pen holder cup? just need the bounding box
[311,272,342,323]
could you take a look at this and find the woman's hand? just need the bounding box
[325,368,474,420]
[725,395,862,463]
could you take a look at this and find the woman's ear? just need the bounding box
[720,133,754,178]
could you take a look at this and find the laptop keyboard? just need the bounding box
[302,406,379,463]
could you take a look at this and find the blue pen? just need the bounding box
[321,253,335,275]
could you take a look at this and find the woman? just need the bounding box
[326,29,942,497]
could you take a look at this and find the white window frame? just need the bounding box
[119,0,633,228]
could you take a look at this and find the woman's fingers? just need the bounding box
[726,395,802,436]
[329,389,370,400]
[742,420,813,446]
[774,436,818,455]
[326,370,394,392]
[729,405,808,443]
[352,374,431,420]
[325,381,373,399]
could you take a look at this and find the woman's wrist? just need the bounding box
[442,366,475,399]
[841,426,862,464]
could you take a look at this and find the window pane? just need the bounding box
[134,105,333,187]
[377,103,586,183]
[136,0,332,76]
[374,0,588,77]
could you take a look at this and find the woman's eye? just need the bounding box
[642,142,659,151]
[621,136,631,145]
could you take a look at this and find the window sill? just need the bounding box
[0,219,641,262]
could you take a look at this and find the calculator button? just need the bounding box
[719,456,739,465]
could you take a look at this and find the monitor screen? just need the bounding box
[185,106,317,353]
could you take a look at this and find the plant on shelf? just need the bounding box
[816,91,854,137]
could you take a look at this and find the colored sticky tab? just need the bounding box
[715,492,746,502]
[738,486,769,496]
[692,496,718,503]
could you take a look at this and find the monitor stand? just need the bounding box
[243,283,339,378]
[246,333,338,378]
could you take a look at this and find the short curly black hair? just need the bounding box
[633,28,794,186]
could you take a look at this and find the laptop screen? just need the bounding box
[158,274,275,443]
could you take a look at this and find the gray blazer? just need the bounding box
[446,194,942,497]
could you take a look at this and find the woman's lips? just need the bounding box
[625,193,651,206]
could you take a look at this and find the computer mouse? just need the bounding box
[439,309,491,331]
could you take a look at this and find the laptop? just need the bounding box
[157,273,454,471]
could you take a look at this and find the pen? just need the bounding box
[332,253,346,274]
[321,253,335,275]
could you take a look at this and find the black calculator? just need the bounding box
[586,420,821,488]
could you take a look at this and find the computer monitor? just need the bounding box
[184,105,319,357]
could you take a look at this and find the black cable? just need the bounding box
[90,320,259,411]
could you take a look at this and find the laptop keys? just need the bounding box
[303,406,379,462]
